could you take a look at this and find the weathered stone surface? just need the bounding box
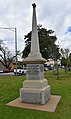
[23,78,48,89]
[24,52,46,64]
[20,86,50,104]
[26,64,44,80]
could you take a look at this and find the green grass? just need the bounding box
[0,69,71,119]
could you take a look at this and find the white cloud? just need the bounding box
[0,0,71,52]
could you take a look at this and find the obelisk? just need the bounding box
[20,3,50,104]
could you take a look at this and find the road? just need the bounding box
[0,72,14,76]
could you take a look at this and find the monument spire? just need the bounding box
[31,3,39,52]
[24,3,46,63]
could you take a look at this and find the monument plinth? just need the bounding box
[20,3,50,104]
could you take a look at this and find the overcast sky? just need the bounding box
[0,0,71,53]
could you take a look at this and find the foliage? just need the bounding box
[0,69,71,119]
[69,53,71,61]
[60,48,70,58]
[22,25,60,59]
[60,48,71,72]
[61,57,67,66]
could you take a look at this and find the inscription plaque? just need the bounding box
[26,64,44,80]
[27,64,39,75]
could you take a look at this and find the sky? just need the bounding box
[0,0,71,54]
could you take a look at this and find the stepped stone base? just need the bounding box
[23,78,48,89]
[6,95,61,112]
[20,85,50,104]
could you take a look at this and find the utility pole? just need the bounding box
[15,28,17,75]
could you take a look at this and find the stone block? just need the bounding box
[23,78,48,89]
[20,85,50,104]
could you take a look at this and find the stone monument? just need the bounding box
[20,3,50,104]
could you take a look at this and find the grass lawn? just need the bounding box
[0,69,71,119]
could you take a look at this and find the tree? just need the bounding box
[22,25,60,59]
[0,39,19,70]
[69,53,71,61]
[60,48,65,57]
[68,53,71,71]
[60,48,69,58]
[60,48,70,72]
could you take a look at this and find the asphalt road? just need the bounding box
[0,72,14,76]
